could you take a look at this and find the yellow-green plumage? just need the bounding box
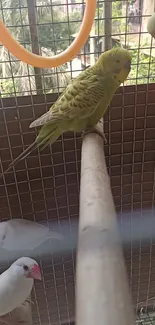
[0,47,132,177]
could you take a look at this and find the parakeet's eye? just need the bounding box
[116,59,120,63]
[23,265,29,271]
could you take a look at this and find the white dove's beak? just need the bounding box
[28,264,42,280]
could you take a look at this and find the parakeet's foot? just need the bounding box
[0,315,9,325]
[83,128,107,144]
[0,315,31,325]
[22,298,34,306]
[0,316,24,325]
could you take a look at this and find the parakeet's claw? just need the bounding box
[22,298,34,306]
[17,320,30,324]
[0,316,27,325]
[13,320,27,325]
[82,128,107,144]
[0,315,9,325]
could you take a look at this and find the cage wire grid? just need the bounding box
[0,0,155,324]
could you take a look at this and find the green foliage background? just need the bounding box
[0,0,155,97]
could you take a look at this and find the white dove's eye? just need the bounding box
[23,265,29,271]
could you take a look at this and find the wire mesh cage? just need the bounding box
[0,0,155,324]
[0,0,155,98]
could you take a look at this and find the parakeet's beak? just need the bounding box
[28,264,42,280]
[124,61,131,71]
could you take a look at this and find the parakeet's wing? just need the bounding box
[30,74,105,128]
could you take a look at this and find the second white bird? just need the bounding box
[0,256,41,316]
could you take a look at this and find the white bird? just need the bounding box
[0,218,64,251]
[0,257,41,316]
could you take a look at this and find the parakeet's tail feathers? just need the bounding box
[0,141,38,179]
[48,231,64,241]
[39,126,61,152]
[30,111,53,128]
[0,126,62,179]
[39,128,57,151]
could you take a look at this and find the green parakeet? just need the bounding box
[0,47,132,178]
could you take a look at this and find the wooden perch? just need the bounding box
[76,120,135,325]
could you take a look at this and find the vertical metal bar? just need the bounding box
[27,0,43,94]
[102,0,112,51]
[90,23,95,66]
[76,122,135,325]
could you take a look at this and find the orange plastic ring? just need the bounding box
[0,0,96,68]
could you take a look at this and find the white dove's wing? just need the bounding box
[2,219,64,251]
